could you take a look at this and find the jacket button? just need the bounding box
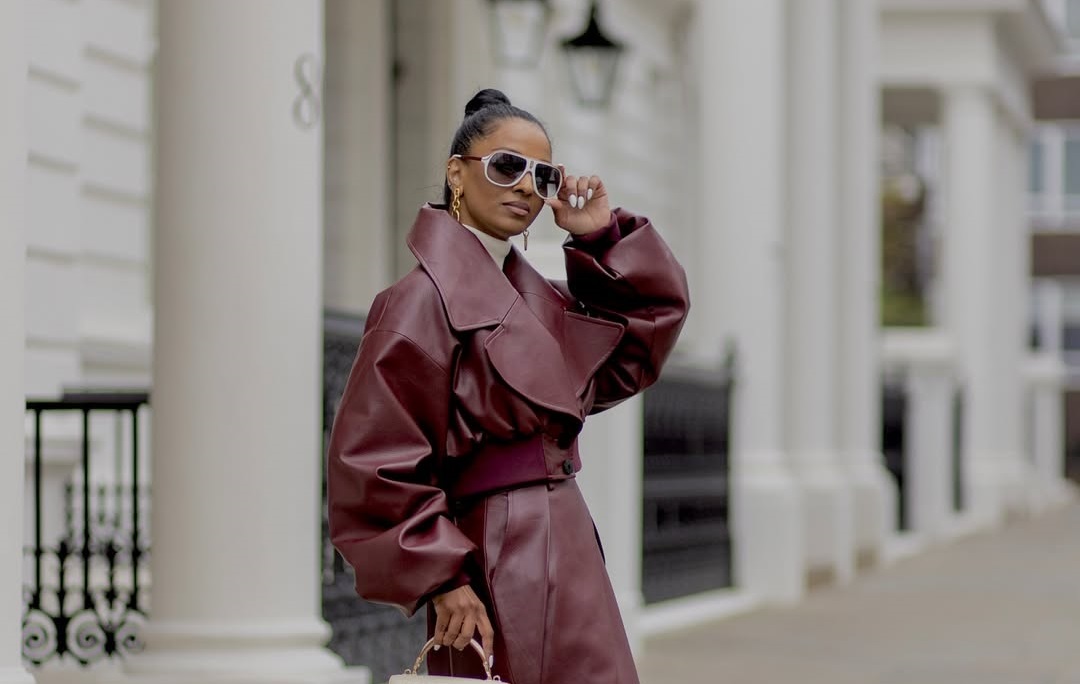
[562,459,575,475]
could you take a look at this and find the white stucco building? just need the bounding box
[1,1,1075,683]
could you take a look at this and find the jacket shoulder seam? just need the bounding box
[362,328,451,376]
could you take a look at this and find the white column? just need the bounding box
[575,399,644,655]
[835,0,898,564]
[884,331,957,541]
[699,0,804,604]
[1027,355,1070,508]
[1028,278,1069,507]
[128,3,364,682]
[785,0,855,584]
[323,0,391,315]
[942,86,1015,526]
[0,1,34,682]
[994,115,1034,514]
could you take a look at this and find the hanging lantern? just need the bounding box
[488,0,552,68]
[560,0,625,108]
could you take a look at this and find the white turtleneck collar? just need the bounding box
[462,223,512,267]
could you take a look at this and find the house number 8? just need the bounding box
[293,53,322,130]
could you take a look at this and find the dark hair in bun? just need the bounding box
[464,88,512,116]
[443,88,549,204]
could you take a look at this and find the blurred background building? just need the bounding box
[1,1,1078,683]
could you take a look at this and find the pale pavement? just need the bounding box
[638,499,1080,684]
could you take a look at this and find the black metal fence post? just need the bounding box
[22,392,150,667]
[641,366,734,604]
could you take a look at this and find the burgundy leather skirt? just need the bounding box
[425,477,639,684]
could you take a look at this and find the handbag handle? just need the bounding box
[405,638,499,681]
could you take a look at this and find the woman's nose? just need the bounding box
[514,170,535,195]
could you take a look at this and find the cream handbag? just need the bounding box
[388,638,503,683]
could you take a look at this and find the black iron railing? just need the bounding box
[22,392,150,667]
[881,381,908,530]
[952,389,965,512]
[641,366,733,604]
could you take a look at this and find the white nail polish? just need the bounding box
[575,195,583,209]
[587,188,594,201]
[488,655,495,669]
[433,644,441,651]
[569,194,577,208]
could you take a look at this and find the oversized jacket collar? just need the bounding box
[406,204,624,420]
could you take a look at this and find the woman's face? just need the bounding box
[447,118,552,241]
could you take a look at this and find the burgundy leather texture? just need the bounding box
[426,479,639,684]
[326,204,689,682]
[444,434,582,500]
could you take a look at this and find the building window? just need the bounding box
[1064,282,1080,351]
[1069,0,1080,40]
[1066,132,1080,213]
[1031,137,1045,194]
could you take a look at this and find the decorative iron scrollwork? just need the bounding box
[22,535,148,666]
[21,532,149,666]
[23,394,150,667]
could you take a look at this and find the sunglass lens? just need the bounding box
[487,152,527,185]
[535,164,561,199]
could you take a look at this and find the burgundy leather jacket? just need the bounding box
[326,204,690,616]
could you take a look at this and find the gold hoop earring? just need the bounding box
[451,186,462,223]
[523,228,529,251]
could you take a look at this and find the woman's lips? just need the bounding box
[504,201,530,217]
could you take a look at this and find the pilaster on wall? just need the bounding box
[392,0,495,278]
[23,0,156,395]
[324,0,392,315]
[1,0,35,679]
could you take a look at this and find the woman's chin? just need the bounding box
[490,219,530,240]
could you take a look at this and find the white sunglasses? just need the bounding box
[452,150,563,199]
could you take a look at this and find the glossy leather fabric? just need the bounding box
[427,479,639,684]
[326,204,688,683]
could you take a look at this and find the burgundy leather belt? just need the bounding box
[446,434,580,500]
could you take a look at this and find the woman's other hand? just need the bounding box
[432,584,495,665]
[546,166,611,236]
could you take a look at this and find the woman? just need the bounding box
[326,89,689,684]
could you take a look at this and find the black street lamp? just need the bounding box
[488,0,552,68]
[560,0,625,108]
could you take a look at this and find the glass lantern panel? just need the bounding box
[491,2,548,67]
[567,47,619,107]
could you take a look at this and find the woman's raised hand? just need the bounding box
[546,165,611,236]
[432,584,495,666]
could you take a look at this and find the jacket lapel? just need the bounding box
[407,205,623,420]
[502,249,624,398]
[406,205,516,331]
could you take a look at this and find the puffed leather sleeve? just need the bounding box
[563,208,690,413]
[326,305,476,617]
